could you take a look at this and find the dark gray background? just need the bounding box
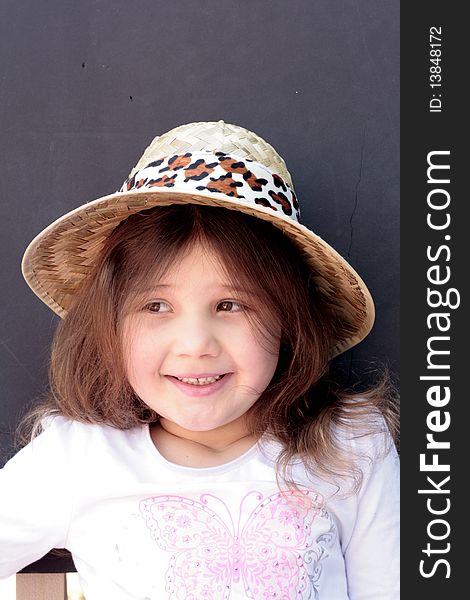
[0,0,399,464]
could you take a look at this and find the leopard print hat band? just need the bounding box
[21,121,375,356]
[121,151,301,222]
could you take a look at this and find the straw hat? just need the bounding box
[22,120,374,357]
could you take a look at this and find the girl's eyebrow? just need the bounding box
[141,284,254,294]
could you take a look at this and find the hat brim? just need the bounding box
[22,187,374,357]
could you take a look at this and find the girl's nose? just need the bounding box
[172,317,221,358]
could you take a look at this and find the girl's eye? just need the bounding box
[143,301,171,313]
[217,300,243,312]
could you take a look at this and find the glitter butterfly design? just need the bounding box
[139,489,332,600]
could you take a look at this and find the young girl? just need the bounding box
[0,120,399,599]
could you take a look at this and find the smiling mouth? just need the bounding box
[170,374,227,386]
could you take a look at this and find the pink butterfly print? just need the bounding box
[139,489,325,600]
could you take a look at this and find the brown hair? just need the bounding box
[18,204,398,493]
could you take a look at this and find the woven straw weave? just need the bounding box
[129,120,293,188]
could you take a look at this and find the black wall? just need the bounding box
[0,0,399,464]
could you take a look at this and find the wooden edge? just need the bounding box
[16,573,67,600]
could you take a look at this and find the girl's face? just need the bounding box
[122,242,280,438]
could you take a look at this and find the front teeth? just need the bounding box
[176,375,223,386]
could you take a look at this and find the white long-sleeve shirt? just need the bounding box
[0,416,399,599]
